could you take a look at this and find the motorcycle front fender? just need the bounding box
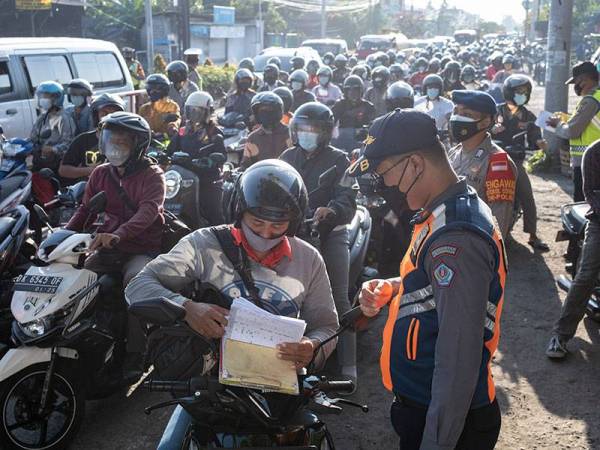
[0,346,78,383]
[157,405,193,450]
[0,347,52,382]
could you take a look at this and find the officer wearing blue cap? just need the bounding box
[350,109,506,450]
[447,90,517,238]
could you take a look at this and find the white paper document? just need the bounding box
[535,110,557,133]
[224,297,306,347]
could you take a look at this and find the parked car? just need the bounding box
[300,38,349,57]
[253,46,323,73]
[0,37,134,139]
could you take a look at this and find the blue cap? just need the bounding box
[348,109,438,177]
[451,90,497,116]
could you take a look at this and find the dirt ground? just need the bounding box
[71,86,600,449]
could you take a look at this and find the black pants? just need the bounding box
[573,166,584,202]
[390,398,501,450]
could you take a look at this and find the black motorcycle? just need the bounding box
[129,297,369,449]
[556,201,600,321]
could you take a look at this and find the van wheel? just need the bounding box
[0,362,84,450]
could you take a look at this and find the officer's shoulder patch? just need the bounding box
[431,245,459,259]
[433,262,455,287]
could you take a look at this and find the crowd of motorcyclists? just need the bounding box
[0,33,588,450]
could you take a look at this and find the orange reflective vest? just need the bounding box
[380,187,507,407]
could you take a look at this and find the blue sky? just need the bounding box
[410,0,527,22]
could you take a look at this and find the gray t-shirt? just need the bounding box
[125,227,339,367]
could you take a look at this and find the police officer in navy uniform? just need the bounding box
[348,109,507,450]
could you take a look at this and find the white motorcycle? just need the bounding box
[0,192,129,450]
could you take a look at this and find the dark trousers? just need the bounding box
[390,398,501,450]
[573,166,584,202]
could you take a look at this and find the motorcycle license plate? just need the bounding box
[13,275,63,294]
[555,230,570,242]
[165,202,182,215]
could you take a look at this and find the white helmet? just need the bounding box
[184,48,203,57]
[184,91,214,124]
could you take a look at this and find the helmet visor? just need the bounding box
[100,128,134,167]
[185,105,209,123]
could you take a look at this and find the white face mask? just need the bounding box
[318,76,329,86]
[103,142,131,167]
[38,98,53,111]
[291,81,303,92]
[71,95,86,107]
[426,88,440,100]
[297,131,320,152]
[513,93,528,106]
[241,221,285,253]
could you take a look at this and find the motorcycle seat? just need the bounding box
[0,174,27,204]
[0,215,16,243]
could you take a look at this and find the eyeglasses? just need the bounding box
[372,156,411,192]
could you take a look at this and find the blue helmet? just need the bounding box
[36,81,65,109]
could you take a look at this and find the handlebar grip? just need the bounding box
[319,380,355,394]
[143,380,190,393]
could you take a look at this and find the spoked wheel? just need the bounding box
[0,363,84,450]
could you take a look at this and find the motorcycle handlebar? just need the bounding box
[143,377,209,394]
[317,380,355,394]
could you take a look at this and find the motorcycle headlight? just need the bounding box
[165,170,182,199]
[19,317,51,338]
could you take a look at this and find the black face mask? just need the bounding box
[574,82,584,96]
[238,80,252,91]
[380,184,410,218]
[264,75,277,85]
[449,117,485,142]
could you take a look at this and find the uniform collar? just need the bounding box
[412,178,469,224]
[230,226,292,269]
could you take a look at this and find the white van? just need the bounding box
[0,37,133,138]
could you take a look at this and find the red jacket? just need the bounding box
[67,161,165,254]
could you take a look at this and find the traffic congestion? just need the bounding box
[0,2,599,449]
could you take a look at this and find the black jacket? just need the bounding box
[280,145,356,227]
[291,90,317,112]
[331,98,376,128]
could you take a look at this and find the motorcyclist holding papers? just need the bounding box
[125,159,339,370]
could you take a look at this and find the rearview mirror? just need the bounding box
[318,166,338,188]
[88,191,107,215]
[163,113,179,123]
[38,168,55,179]
[33,203,51,226]
[209,152,226,165]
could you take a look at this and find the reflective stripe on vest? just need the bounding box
[380,190,507,407]
[570,90,600,157]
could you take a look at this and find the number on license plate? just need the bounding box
[13,275,64,294]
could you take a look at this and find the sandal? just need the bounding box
[528,238,550,252]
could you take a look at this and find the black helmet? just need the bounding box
[351,64,371,81]
[239,57,255,72]
[290,102,334,151]
[98,111,151,165]
[371,66,390,88]
[317,66,333,81]
[122,47,135,59]
[385,81,414,111]
[389,63,405,81]
[166,60,189,84]
[502,54,515,65]
[234,68,254,90]
[386,49,397,64]
[90,93,125,126]
[461,64,477,83]
[272,86,293,114]
[422,74,444,91]
[502,74,532,104]
[290,56,306,70]
[234,159,308,236]
[415,57,428,71]
[428,58,441,73]
[251,91,283,126]
[440,56,452,70]
[443,61,461,81]
[343,75,365,99]
[67,78,93,98]
[145,73,170,99]
[267,56,282,69]
[334,54,348,69]
[306,59,320,76]
[323,52,335,66]
[263,63,280,84]
[376,52,390,67]
[289,69,309,88]
[348,55,358,68]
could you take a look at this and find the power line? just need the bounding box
[262,0,379,13]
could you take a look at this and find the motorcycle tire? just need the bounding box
[0,361,85,450]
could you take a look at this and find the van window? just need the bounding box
[0,61,13,95]
[22,55,73,92]
[72,52,126,88]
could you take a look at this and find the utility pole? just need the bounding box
[258,0,264,50]
[180,0,190,55]
[530,0,540,41]
[544,0,574,164]
[145,0,154,71]
[320,0,326,38]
